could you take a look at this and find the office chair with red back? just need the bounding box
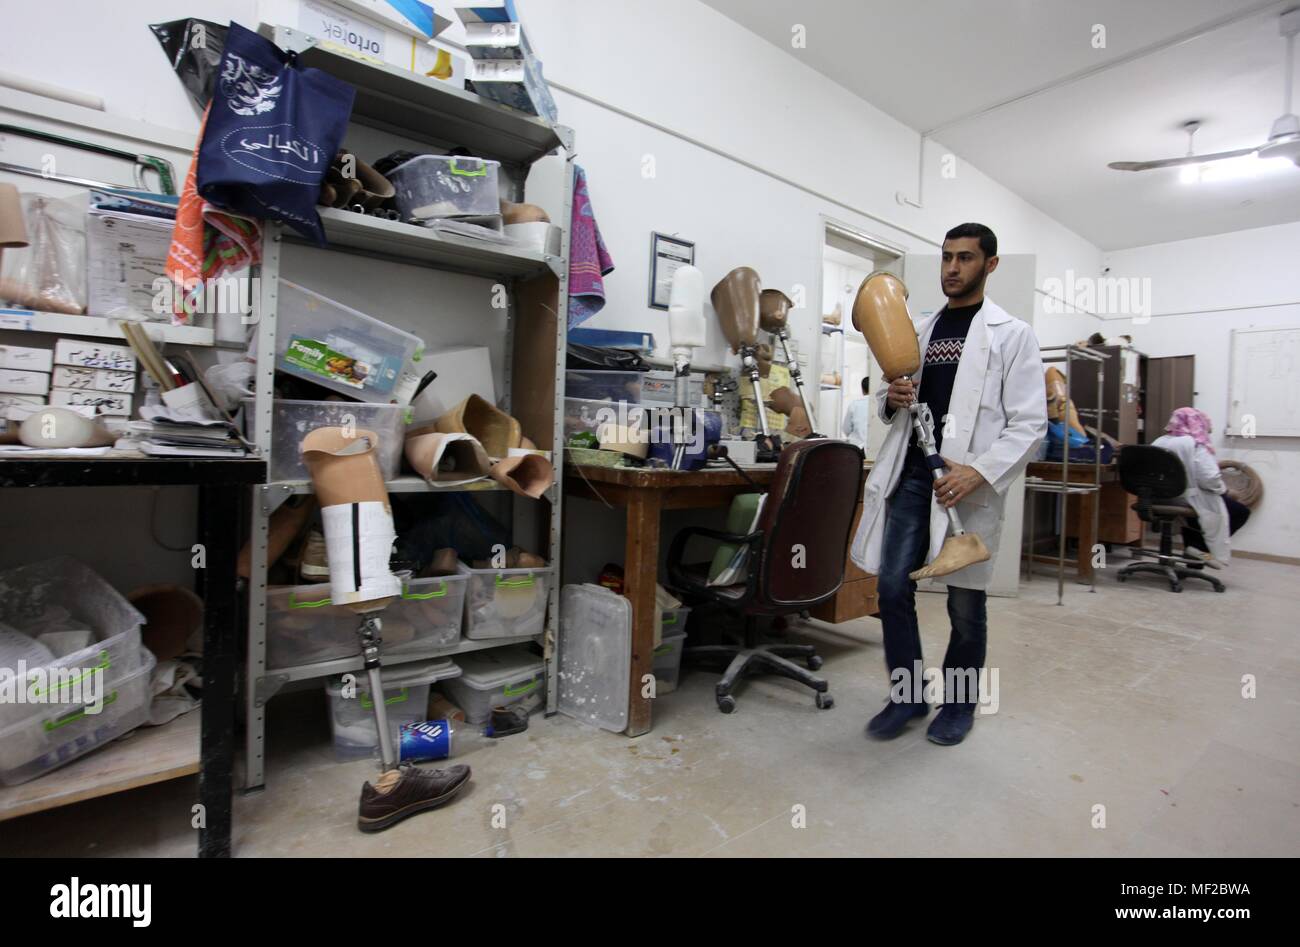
[666,438,865,713]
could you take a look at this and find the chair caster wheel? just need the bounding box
[1171,584,1183,593]
[1117,574,1127,583]
[807,655,823,671]
[815,692,833,710]
[717,695,737,714]
[1215,586,1225,593]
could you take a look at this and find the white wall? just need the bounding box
[1101,220,1300,560]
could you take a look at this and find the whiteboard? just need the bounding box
[1227,327,1300,437]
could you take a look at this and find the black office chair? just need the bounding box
[1117,445,1224,593]
[666,438,866,713]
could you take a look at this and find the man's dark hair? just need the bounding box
[861,376,870,395]
[944,222,997,259]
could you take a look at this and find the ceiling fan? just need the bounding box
[1108,7,1300,172]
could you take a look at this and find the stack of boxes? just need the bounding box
[456,1,558,122]
[0,344,54,430]
[48,339,137,418]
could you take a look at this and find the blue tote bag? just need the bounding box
[198,22,354,244]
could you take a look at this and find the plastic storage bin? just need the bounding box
[565,370,643,403]
[323,657,461,760]
[558,584,630,732]
[458,563,550,640]
[243,398,408,482]
[276,280,424,403]
[387,155,502,220]
[0,649,156,785]
[441,645,545,724]
[0,557,147,684]
[653,609,690,696]
[267,574,468,669]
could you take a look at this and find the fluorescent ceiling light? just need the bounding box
[1179,153,1294,183]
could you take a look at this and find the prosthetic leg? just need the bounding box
[759,288,819,435]
[711,266,780,462]
[851,272,990,581]
[668,264,706,469]
[302,427,470,830]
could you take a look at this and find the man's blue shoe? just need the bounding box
[866,700,928,740]
[926,704,975,745]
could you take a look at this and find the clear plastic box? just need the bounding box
[243,398,409,482]
[266,573,469,669]
[558,584,630,732]
[440,645,544,724]
[323,657,461,760]
[458,563,550,640]
[0,557,146,683]
[276,280,424,403]
[0,649,156,785]
[653,610,689,695]
[565,370,643,403]
[387,155,502,220]
[563,397,649,446]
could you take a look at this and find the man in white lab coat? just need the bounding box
[841,376,872,448]
[850,223,1047,746]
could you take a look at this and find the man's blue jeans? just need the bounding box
[876,465,987,709]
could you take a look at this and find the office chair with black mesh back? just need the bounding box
[666,438,866,713]
[1117,445,1225,593]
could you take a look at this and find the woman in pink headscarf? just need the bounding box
[1151,407,1249,566]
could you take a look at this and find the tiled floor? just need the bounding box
[4,554,1297,857]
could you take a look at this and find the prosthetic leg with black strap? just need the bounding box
[852,272,991,581]
[711,267,781,462]
[302,427,470,831]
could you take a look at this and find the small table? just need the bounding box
[0,455,265,858]
[1025,461,1126,582]
[565,461,872,736]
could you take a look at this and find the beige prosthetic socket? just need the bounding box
[435,394,521,460]
[301,427,400,612]
[767,387,812,438]
[711,266,761,353]
[489,452,555,498]
[851,271,990,581]
[405,427,492,486]
[758,289,791,334]
[1045,367,1085,435]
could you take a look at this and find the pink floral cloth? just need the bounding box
[1165,406,1215,454]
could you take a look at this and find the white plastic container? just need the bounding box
[266,574,468,669]
[558,584,630,732]
[441,645,545,724]
[324,657,461,760]
[458,563,550,640]
[243,398,409,482]
[563,397,648,445]
[0,649,156,785]
[388,155,502,220]
[275,280,424,403]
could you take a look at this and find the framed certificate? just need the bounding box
[648,232,696,310]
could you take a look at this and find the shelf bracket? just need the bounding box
[553,124,576,154]
[259,483,296,516]
[253,672,291,708]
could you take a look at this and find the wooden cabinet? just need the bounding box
[1145,355,1195,442]
[811,501,880,622]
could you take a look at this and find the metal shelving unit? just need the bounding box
[1023,344,1107,605]
[242,25,574,791]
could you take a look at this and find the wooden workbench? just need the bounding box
[1025,461,1138,580]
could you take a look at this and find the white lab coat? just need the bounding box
[1150,433,1231,562]
[841,396,873,448]
[849,298,1047,590]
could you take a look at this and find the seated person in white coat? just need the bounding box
[841,376,872,448]
[851,223,1047,746]
[1151,406,1248,568]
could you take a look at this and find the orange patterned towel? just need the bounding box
[165,106,263,325]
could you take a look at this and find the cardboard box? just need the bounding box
[54,339,137,372]
[50,388,132,417]
[0,393,46,409]
[0,344,54,373]
[0,369,52,395]
[85,211,174,320]
[51,366,136,394]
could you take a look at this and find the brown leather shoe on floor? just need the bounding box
[357,763,471,833]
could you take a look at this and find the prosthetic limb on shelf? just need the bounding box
[851,271,990,581]
[760,288,819,435]
[301,427,405,771]
[711,266,780,462]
